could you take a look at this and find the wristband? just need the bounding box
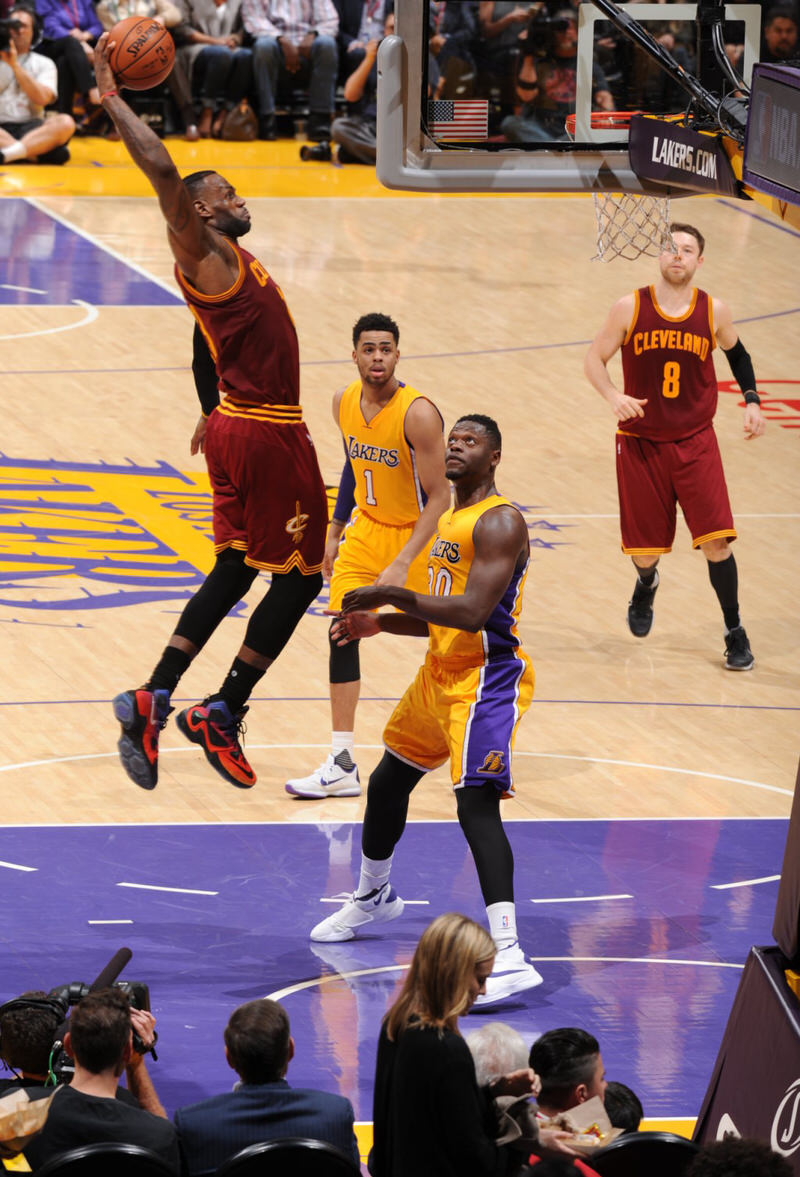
[743,391,761,406]
[100,89,118,103]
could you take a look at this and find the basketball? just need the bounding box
[107,16,175,91]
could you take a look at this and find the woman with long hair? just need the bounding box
[371,912,539,1176]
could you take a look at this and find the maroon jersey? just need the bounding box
[620,285,718,442]
[175,242,299,407]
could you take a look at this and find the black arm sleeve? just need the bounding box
[722,338,758,398]
[192,322,221,416]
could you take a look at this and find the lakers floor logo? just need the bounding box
[285,502,309,545]
[478,750,506,774]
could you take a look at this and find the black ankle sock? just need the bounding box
[636,564,658,587]
[145,646,192,694]
[707,554,740,630]
[218,658,265,714]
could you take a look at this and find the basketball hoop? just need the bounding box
[565,112,673,262]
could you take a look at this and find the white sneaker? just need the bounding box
[472,942,544,1008]
[310,884,404,942]
[285,753,361,799]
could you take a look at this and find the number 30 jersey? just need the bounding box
[620,285,718,442]
[338,381,441,526]
[427,495,529,664]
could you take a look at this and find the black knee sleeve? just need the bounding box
[456,784,514,906]
[174,548,259,650]
[329,623,360,683]
[362,752,424,860]
[243,568,323,661]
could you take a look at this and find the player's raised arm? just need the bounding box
[585,294,648,422]
[713,298,766,440]
[93,33,209,273]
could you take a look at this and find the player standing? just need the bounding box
[584,223,765,669]
[310,415,543,1006]
[285,313,450,799]
[94,34,328,790]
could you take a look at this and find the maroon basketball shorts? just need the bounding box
[616,425,736,555]
[205,409,327,574]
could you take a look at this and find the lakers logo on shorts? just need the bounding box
[285,501,309,546]
[477,750,506,775]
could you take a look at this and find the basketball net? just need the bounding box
[591,192,673,262]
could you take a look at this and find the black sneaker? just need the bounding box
[724,626,754,671]
[627,569,659,637]
[307,113,332,141]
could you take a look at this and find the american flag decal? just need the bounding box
[427,99,489,140]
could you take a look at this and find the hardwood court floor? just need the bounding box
[0,137,797,1140]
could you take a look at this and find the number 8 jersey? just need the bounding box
[620,285,718,441]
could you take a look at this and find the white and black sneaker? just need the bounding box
[286,751,361,799]
[627,569,659,638]
[472,942,544,1008]
[310,884,404,942]
[724,625,755,671]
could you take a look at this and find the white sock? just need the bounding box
[356,853,392,900]
[486,901,518,951]
[1,141,27,163]
[331,731,355,765]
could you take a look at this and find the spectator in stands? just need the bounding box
[760,6,798,61]
[96,0,200,138]
[0,5,74,163]
[688,1137,792,1177]
[36,0,103,124]
[529,1028,607,1118]
[466,1021,529,1088]
[22,988,179,1172]
[333,0,391,84]
[329,7,391,162]
[603,1080,643,1133]
[501,8,613,142]
[371,912,539,1177]
[474,1,536,124]
[175,0,252,137]
[174,998,360,1176]
[242,0,339,140]
[0,991,62,1091]
[429,0,478,99]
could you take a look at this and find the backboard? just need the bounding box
[376,0,761,193]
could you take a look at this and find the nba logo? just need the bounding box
[502,915,510,929]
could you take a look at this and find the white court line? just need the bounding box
[88,919,133,925]
[0,746,792,797]
[0,299,98,341]
[26,197,181,299]
[1,283,46,294]
[267,953,745,1000]
[116,882,218,895]
[531,893,633,903]
[0,860,37,871]
[711,874,781,889]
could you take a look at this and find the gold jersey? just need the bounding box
[338,380,440,526]
[427,494,529,663]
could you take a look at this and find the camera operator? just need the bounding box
[326,9,394,164]
[22,989,179,1173]
[0,4,74,164]
[0,992,62,1092]
[501,7,614,142]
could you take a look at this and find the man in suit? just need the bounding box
[174,999,360,1175]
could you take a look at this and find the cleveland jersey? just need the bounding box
[338,381,442,526]
[621,285,718,442]
[176,242,300,409]
[427,495,528,662]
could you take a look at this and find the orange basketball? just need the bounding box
[108,16,175,91]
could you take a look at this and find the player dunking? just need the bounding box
[584,223,765,670]
[286,313,450,799]
[310,415,543,1006]
[94,35,328,790]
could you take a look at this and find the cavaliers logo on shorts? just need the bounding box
[285,502,310,546]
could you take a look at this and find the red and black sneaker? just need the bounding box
[176,699,256,788]
[113,688,172,790]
